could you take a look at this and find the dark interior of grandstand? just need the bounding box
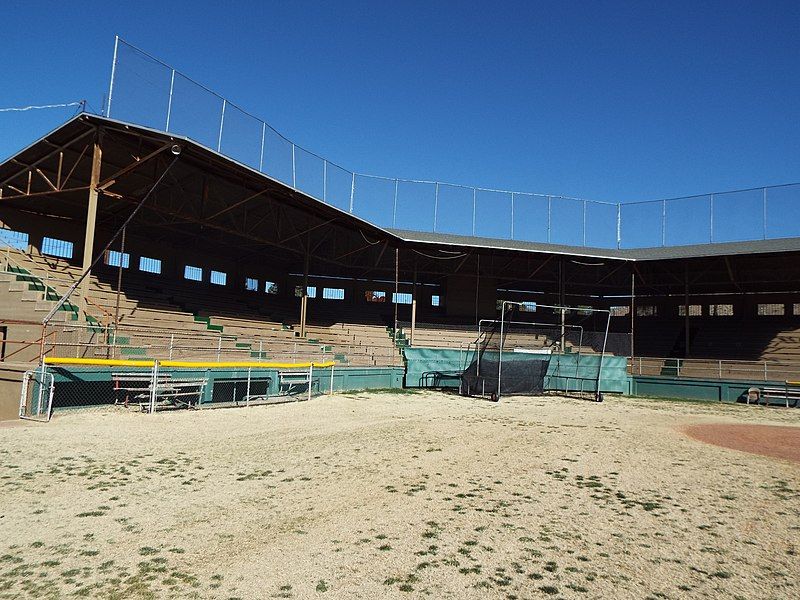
[2,115,800,373]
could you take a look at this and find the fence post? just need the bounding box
[764,361,768,381]
[106,35,119,118]
[149,359,159,414]
[392,179,399,228]
[169,333,174,360]
[216,335,222,362]
[510,193,515,240]
[718,360,722,379]
[330,363,334,395]
[472,188,477,236]
[582,199,587,246]
[246,367,251,407]
[433,182,439,232]
[259,122,266,172]
[165,69,176,131]
[259,340,263,360]
[323,160,328,203]
[217,99,227,153]
[349,173,355,213]
[291,144,296,188]
[709,194,714,243]
[307,363,313,402]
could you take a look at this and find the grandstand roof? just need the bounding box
[391,229,800,262]
[2,113,800,278]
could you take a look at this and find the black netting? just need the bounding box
[461,305,557,397]
[461,353,550,396]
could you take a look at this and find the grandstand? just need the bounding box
[2,113,800,415]
[1,40,799,416]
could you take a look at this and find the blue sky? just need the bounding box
[1,1,798,247]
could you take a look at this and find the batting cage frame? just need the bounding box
[461,301,612,402]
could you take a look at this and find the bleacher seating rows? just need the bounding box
[5,248,800,371]
[1,249,401,366]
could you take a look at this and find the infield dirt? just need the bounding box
[1,392,798,599]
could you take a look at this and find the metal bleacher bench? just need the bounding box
[277,369,318,397]
[754,382,800,408]
[112,372,207,411]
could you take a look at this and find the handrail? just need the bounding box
[1,329,58,361]
[629,355,800,381]
[0,252,114,325]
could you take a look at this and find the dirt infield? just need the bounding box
[684,423,800,464]
[1,392,798,599]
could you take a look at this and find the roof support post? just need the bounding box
[300,247,309,338]
[559,257,566,349]
[684,263,690,359]
[394,248,400,354]
[410,261,417,347]
[630,269,635,360]
[80,135,103,315]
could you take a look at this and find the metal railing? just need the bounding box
[0,319,400,368]
[629,356,800,382]
[103,37,800,249]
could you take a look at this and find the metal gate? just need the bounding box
[19,368,55,421]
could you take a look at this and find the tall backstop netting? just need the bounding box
[461,303,629,401]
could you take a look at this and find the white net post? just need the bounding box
[246,367,252,407]
[148,360,159,414]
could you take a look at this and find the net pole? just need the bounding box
[575,326,584,382]
[165,69,176,131]
[149,360,159,414]
[106,36,118,117]
[476,320,483,378]
[630,271,635,360]
[394,248,399,349]
[596,311,611,402]
[246,367,251,407]
[498,304,507,400]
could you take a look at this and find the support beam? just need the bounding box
[394,247,399,351]
[80,137,103,314]
[410,263,417,346]
[684,263,690,358]
[559,257,566,348]
[630,270,635,359]
[300,249,310,337]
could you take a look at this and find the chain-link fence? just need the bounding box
[105,38,800,250]
[24,359,338,418]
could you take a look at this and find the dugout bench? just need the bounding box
[112,372,207,411]
[750,382,800,408]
